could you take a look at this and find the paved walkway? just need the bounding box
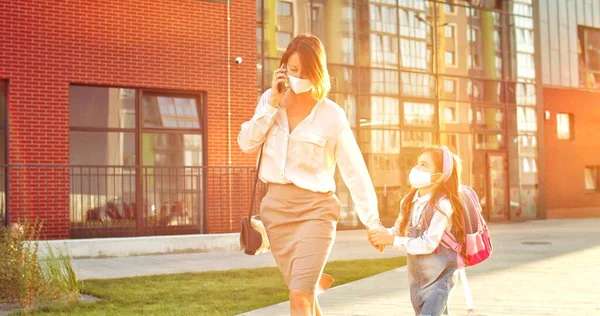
[72,219,600,315]
[241,219,600,316]
[72,229,399,280]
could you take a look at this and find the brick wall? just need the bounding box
[543,87,600,219]
[0,0,258,238]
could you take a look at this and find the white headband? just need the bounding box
[440,146,454,183]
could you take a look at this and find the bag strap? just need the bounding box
[248,144,265,218]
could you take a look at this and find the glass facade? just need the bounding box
[256,0,539,225]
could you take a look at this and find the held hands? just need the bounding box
[367,222,387,253]
[368,228,395,248]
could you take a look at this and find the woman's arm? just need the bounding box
[237,89,278,154]
[334,115,380,229]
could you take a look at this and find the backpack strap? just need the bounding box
[441,231,462,253]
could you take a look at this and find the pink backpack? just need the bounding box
[441,185,493,267]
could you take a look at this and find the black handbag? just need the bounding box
[239,146,270,255]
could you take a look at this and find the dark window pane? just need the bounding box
[70,131,136,165]
[0,130,5,165]
[0,81,6,126]
[142,133,203,166]
[70,86,136,129]
[143,95,201,129]
[475,133,505,150]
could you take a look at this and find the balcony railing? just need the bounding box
[0,165,267,239]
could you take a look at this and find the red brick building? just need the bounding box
[537,1,600,220]
[0,0,258,238]
[542,88,600,219]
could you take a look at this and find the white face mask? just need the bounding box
[287,74,313,94]
[409,168,441,189]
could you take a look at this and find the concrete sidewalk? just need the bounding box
[241,219,600,316]
[72,229,401,280]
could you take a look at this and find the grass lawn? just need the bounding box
[29,256,406,316]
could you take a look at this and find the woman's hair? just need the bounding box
[397,146,467,259]
[280,34,331,100]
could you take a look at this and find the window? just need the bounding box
[400,38,429,70]
[444,106,456,122]
[69,86,205,228]
[0,81,6,165]
[403,102,435,127]
[445,24,455,38]
[556,113,573,140]
[277,1,292,16]
[445,51,456,66]
[370,34,398,67]
[277,32,293,50]
[401,72,433,97]
[370,4,397,34]
[444,4,455,14]
[584,166,599,192]
[444,79,456,94]
[402,131,434,148]
[468,53,481,69]
[466,7,479,17]
[578,26,600,89]
[143,96,201,129]
[467,27,478,42]
[276,1,294,51]
[467,80,481,100]
[517,106,537,132]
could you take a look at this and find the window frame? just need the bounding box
[69,85,207,167]
[584,166,599,193]
[556,112,574,140]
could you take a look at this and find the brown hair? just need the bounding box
[279,34,331,100]
[397,147,467,259]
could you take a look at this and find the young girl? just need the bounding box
[369,146,467,316]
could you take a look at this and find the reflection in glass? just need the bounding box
[359,130,400,154]
[70,86,136,129]
[404,102,434,127]
[143,96,200,129]
[362,96,399,127]
[472,108,504,130]
[517,106,537,132]
[143,134,203,167]
[475,134,505,150]
[402,130,434,148]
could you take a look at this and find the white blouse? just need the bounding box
[387,193,454,255]
[237,89,381,229]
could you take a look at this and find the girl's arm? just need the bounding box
[386,197,406,236]
[392,199,453,255]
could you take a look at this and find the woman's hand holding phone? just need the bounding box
[268,65,287,107]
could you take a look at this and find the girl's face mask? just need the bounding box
[408,168,442,189]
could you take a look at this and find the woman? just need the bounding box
[238,34,383,316]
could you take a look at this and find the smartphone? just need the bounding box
[277,64,287,93]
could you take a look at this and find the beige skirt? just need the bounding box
[260,183,341,295]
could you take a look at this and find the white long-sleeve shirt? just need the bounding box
[237,89,380,228]
[387,193,453,255]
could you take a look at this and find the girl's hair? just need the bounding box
[397,146,467,259]
[279,34,331,100]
